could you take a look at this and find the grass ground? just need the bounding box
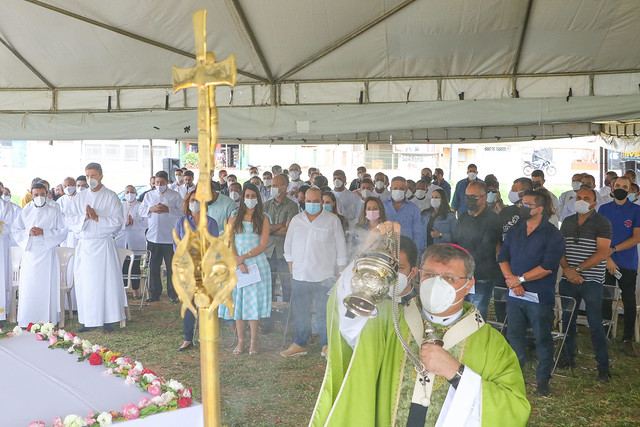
[7,295,640,426]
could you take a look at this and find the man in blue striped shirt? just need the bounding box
[558,187,612,382]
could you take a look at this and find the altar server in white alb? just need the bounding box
[0,195,16,324]
[11,183,67,327]
[66,163,127,332]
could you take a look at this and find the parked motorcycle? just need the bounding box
[522,159,556,176]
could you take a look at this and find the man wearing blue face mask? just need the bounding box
[282,187,348,358]
[383,176,426,255]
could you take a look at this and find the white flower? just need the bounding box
[40,322,54,335]
[182,388,192,398]
[149,396,164,406]
[67,345,75,354]
[133,361,143,372]
[73,336,82,345]
[63,414,87,427]
[167,379,184,391]
[31,323,41,333]
[142,373,157,382]
[96,412,112,426]
[124,376,136,385]
[81,340,92,349]
[115,357,124,365]
[12,326,22,336]
[158,391,176,406]
[57,329,66,338]
[91,344,101,353]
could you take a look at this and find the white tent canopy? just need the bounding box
[1,0,640,143]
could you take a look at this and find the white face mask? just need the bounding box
[77,185,87,192]
[229,191,240,202]
[574,200,592,215]
[415,189,426,199]
[250,173,259,178]
[244,198,258,209]
[64,186,76,196]
[270,187,280,198]
[571,181,582,192]
[431,198,441,209]
[391,189,405,202]
[125,193,137,203]
[189,201,201,213]
[290,170,301,180]
[157,185,167,193]
[406,189,414,199]
[467,172,477,180]
[33,196,46,208]
[2,195,10,202]
[375,181,385,190]
[360,189,372,198]
[334,179,344,189]
[88,178,100,190]
[420,275,469,315]
[264,179,272,187]
[176,175,184,183]
[389,273,409,299]
[357,173,364,180]
[507,190,521,204]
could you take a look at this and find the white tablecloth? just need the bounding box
[0,333,202,426]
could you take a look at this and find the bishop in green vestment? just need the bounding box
[310,239,530,426]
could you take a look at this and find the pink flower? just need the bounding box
[63,332,74,341]
[128,368,141,378]
[35,333,44,341]
[138,397,150,408]
[52,417,64,427]
[48,336,58,346]
[147,384,162,396]
[122,357,133,366]
[29,422,45,427]
[85,417,97,425]
[121,403,140,420]
[6,332,14,338]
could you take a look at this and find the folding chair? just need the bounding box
[552,294,577,376]
[601,284,622,340]
[117,248,134,327]
[487,286,508,334]
[55,247,75,328]
[9,246,23,324]
[131,250,151,309]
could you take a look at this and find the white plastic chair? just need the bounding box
[118,248,134,325]
[9,246,23,324]
[55,247,75,328]
[133,250,151,309]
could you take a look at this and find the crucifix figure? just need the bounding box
[171,10,237,427]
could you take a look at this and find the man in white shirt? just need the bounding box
[281,187,348,358]
[57,177,79,247]
[11,183,67,327]
[169,168,184,192]
[556,173,585,222]
[116,185,149,298]
[0,194,16,325]
[177,170,196,200]
[66,162,127,332]
[373,172,391,201]
[140,171,183,302]
[332,169,363,224]
[287,163,304,201]
[353,178,374,201]
[410,179,430,212]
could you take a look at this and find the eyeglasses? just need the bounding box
[422,272,470,285]
[521,203,538,209]
[487,190,498,194]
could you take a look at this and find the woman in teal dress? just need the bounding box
[219,183,271,355]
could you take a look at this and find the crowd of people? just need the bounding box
[2,160,640,421]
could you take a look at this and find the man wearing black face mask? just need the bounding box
[453,181,502,320]
[498,190,564,396]
[530,170,558,217]
[598,176,640,357]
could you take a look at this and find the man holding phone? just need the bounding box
[598,175,640,357]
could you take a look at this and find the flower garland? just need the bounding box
[24,321,193,427]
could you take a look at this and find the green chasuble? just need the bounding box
[310,291,531,427]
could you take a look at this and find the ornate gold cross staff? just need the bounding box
[171,9,237,427]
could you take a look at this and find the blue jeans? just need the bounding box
[506,298,555,383]
[559,279,609,370]
[465,279,495,320]
[291,278,332,347]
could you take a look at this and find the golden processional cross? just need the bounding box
[171,9,237,427]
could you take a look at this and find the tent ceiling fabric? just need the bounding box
[1,0,640,141]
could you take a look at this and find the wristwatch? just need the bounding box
[448,364,465,389]
[517,276,526,284]
[610,246,618,254]
[575,266,583,274]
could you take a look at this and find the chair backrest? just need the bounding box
[10,246,23,284]
[492,286,508,303]
[55,247,75,289]
[118,248,135,289]
[555,294,577,332]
